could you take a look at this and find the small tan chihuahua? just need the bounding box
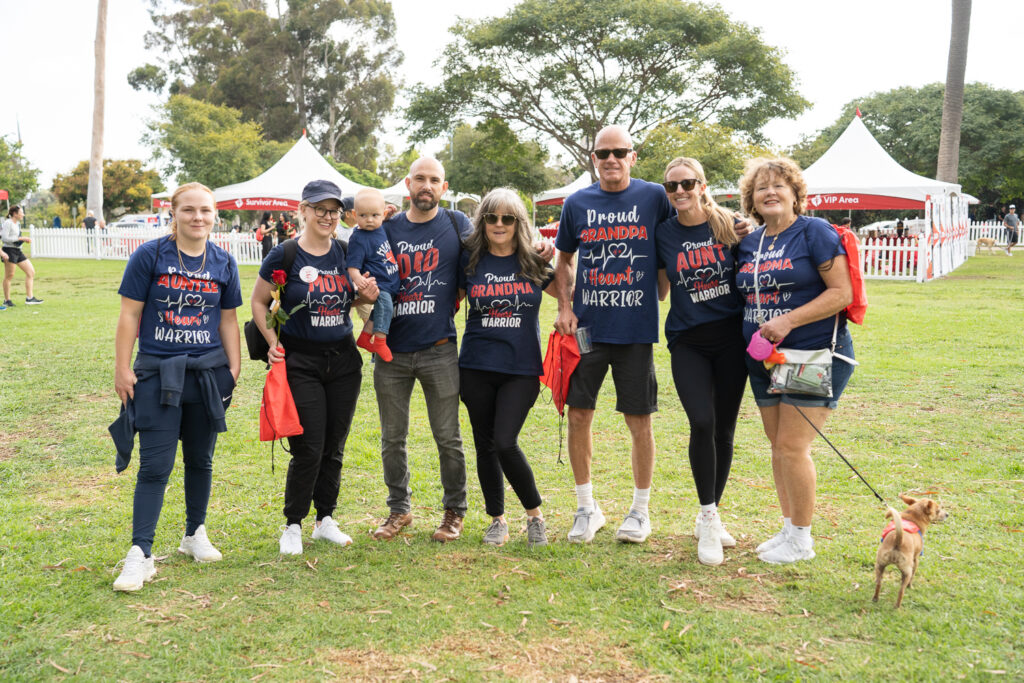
[873,493,949,608]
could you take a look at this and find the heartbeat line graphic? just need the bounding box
[155,292,215,313]
[471,295,531,315]
[677,261,729,288]
[582,242,647,269]
[404,271,448,293]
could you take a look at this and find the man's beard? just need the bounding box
[412,193,438,212]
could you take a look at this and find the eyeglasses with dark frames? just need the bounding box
[311,206,341,219]
[662,178,701,193]
[483,213,517,226]
[592,148,633,160]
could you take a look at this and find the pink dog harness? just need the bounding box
[881,519,923,555]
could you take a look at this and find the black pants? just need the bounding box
[283,340,362,525]
[669,316,748,506]
[132,367,234,555]
[459,367,542,517]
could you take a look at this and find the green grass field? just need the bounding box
[1,252,1022,681]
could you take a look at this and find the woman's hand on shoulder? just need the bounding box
[733,213,753,237]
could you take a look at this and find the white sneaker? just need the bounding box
[113,546,156,592]
[696,519,724,566]
[756,527,789,554]
[311,516,352,547]
[567,505,606,543]
[614,509,651,543]
[693,512,736,547]
[759,536,816,564]
[279,524,303,555]
[178,525,223,562]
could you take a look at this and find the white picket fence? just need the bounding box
[968,220,1016,244]
[859,238,923,280]
[28,227,265,265]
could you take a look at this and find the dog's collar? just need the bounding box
[881,519,924,555]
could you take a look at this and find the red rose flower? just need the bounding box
[271,269,288,285]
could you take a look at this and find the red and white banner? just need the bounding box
[216,197,299,211]
[152,197,172,209]
[805,194,923,211]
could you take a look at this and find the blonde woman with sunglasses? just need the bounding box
[457,188,556,547]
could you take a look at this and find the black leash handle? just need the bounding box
[793,405,886,505]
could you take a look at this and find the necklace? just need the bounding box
[176,241,208,277]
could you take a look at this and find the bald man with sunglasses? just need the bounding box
[553,125,673,545]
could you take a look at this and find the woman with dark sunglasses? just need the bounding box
[655,157,747,566]
[457,188,556,547]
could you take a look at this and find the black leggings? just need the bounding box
[459,367,542,517]
[283,339,362,525]
[669,316,748,506]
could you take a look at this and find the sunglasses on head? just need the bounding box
[662,178,701,193]
[593,148,632,160]
[484,213,517,226]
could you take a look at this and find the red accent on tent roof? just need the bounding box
[806,193,923,211]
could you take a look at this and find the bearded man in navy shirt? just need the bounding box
[554,125,673,545]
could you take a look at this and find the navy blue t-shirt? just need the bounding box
[118,236,242,357]
[735,215,847,350]
[457,251,555,376]
[555,179,672,344]
[655,217,744,348]
[258,240,355,343]
[347,227,400,295]
[384,209,473,353]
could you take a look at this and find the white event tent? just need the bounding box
[533,171,594,207]
[801,115,962,210]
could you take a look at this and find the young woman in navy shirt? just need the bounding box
[251,180,379,556]
[112,182,242,591]
[457,188,555,547]
[655,157,747,567]
[735,157,855,565]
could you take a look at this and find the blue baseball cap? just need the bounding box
[302,179,343,204]
[341,196,355,212]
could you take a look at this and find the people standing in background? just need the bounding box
[256,211,274,261]
[1003,204,1019,255]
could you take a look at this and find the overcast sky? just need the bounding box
[5,0,1022,188]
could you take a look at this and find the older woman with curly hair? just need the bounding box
[735,157,855,565]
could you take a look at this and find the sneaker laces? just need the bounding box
[382,512,405,528]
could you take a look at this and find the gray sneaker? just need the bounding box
[526,516,548,547]
[614,509,651,543]
[482,519,509,546]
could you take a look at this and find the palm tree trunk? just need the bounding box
[937,0,971,183]
[87,0,108,220]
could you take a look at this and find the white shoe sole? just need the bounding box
[113,568,156,592]
[615,526,651,543]
[693,516,736,547]
[759,547,816,565]
[177,545,222,562]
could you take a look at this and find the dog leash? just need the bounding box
[793,405,886,505]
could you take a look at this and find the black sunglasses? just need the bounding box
[593,148,632,160]
[662,178,701,193]
[484,213,517,226]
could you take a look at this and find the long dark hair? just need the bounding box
[464,188,547,286]
[260,211,271,225]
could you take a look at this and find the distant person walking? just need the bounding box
[256,211,274,261]
[1003,204,1019,255]
[2,205,44,306]
[82,209,103,256]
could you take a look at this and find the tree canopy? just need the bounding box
[132,0,401,169]
[52,160,164,219]
[438,119,553,197]
[405,0,807,177]
[790,83,1024,209]
[144,94,287,189]
[0,136,40,205]
[633,122,772,188]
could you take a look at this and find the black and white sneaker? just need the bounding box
[25,297,44,305]
[3,299,14,307]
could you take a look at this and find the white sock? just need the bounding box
[631,487,650,517]
[791,524,812,546]
[575,483,594,511]
[700,502,717,522]
[783,517,793,536]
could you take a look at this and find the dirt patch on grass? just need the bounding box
[324,630,664,681]
[659,568,790,616]
[36,471,117,510]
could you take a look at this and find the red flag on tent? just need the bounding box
[0,190,8,200]
[540,330,581,415]
[855,107,862,117]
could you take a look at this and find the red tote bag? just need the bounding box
[259,361,304,441]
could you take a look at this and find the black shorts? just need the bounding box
[566,342,657,414]
[2,247,26,264]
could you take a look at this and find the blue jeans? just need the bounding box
[371,291,394,335]
[746,327,855,410]
[373,342,466,515]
